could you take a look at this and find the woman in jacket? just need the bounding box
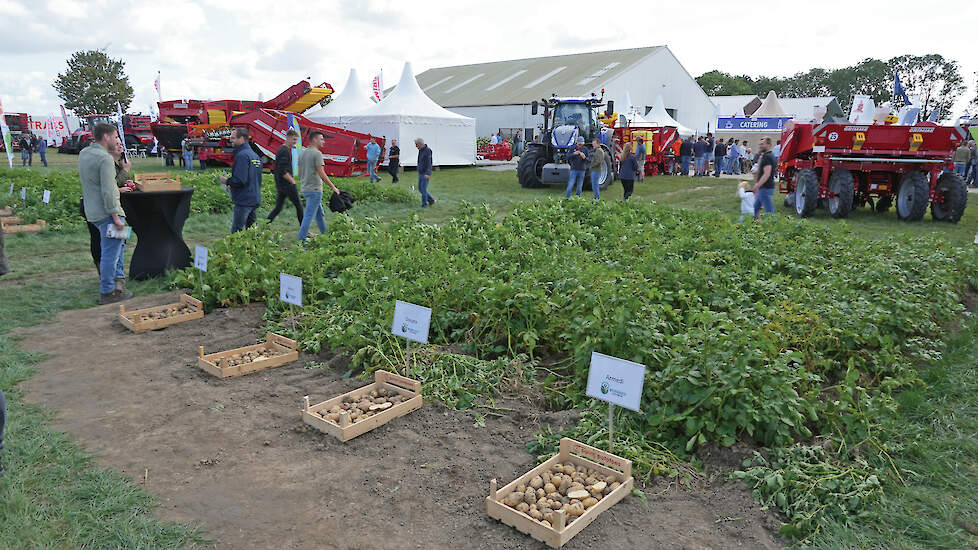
[618,142,639,201]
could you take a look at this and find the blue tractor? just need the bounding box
[517,93,616,189]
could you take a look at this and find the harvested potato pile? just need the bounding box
[318,388,408,424]
[135,303,199,322]
[499,462,621,528]
[214,346,286,368]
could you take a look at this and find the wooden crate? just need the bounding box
[0,216,21,225]
[2,219,46,234]
[198,332,299,378]
[0,207,12,216]
[302,370,423,442]
[118,294,203,333]
[486,438,634,548]
[135,172,182,192]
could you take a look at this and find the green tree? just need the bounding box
[887,54,964,121]
[696,70,753,96]
[53,50,134,116]
[823,58,891,112]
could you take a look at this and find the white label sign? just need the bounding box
[586,352,646,412]
[8,183,12,195]
[280,273,302,306]
[392,300,432,344]
[42,189,51,204]
[20,187,26,200]
[194,245,208,271]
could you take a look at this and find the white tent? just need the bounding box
[343,62,476,166]
[621,91,652,125]
[646,95,693,136]
[751,91,788,117]
[305,68,375,125]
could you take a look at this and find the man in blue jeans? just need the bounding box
[416,138,435,208]
[79,123,133,304]
[564,138,587,197]
[751,137,777,220]
[679,138,692,176]
[297,131,341,241]
[181,137,194,171]
[588,137,605,200]
[219,128,262,233]
[366,138,381,182]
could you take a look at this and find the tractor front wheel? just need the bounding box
[517,146,546,188]
[794,168,818,218]
[930,171,968,222]
[896,171,929,221]
[827,169,854,218]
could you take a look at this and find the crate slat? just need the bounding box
[301,370,423,441]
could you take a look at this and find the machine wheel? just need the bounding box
[794,169,818,218]
[896,171,929,221]
[930,171,968,222]
[827,169,854,218]
[584,150,616,191]
[517,146,546,188]
[875,195,892,213]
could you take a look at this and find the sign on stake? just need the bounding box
[20,187,26,201]
[194,245,208,298]
[391,300,431,376]
[280,273,302,339]
[8,183,12,195]
[42,189,51,204]
[585,352,646,452]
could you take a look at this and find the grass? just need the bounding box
[1,153,976,548]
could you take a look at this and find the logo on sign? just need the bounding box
[828,132,839,142]
[842,126,869,132]
[909,127,936,133]
[600,382,609,394]
[400,317,421,337]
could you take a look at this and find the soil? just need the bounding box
[18,291,785,550]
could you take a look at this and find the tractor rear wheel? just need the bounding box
[827,169,854,218]
[896,171,929,221]
[517,146,546,188]
[930,171,967,222]
[794,169,818,218]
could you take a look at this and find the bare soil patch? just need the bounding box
[18,291,784,550]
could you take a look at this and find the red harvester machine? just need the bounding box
[153,80,383,176]
[779,121,969,222]
[0,113,29,151]
[59,114,155,153]
[477,142,512,161]
[613,125,678,176]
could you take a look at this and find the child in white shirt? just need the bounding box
[737,181,755,223]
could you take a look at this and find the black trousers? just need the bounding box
[621,179,634,200]
[267,184,303,223]
[388,161,400,182]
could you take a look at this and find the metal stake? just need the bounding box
[405,340,411,377]
[289,303,297,340]
[608,403,615,453]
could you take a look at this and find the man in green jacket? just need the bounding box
[80,123,132,305]
[588,137,606,200]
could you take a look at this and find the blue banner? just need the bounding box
[717,117,792,132]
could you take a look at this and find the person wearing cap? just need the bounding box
[565,137,588,198]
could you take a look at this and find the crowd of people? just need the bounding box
[660,134,780,178]
[16,133,49,168]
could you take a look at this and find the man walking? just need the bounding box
[267,130,304,224]
[953,142,970,176]
[387,139,400,183]
[366,137,381,183]
[18,135,30,166]
[181,136,194,171]
[513,131,523,157]
[635,137,646,181]
[692,137,707,176]
[297,131,340,241]
[588,137,605,200]
[705,133,715,176]
[564,137,587,198]
[416,138,435,208]
[727,139,741,174]
[80,123,132,304]
[219,128,262,233]
[751,137,777,220]
[713,138,727,177]
[36,135,48,167]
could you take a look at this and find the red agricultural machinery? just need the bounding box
[779,121,969,222]
[0,113,29,151]
[477,142,512,161]
[58,114,155,154]
[153,79,383,176]
[613,125,678,176]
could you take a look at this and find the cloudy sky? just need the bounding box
[2,0,975,121]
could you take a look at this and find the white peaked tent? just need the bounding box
[305,68,375,124]
[621,91,651,125]
[751,91,788,118]
[646,95,693,136]
[343,62,476,167]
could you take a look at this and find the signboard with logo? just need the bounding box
[280,273,302,306]
[391,300,431,344]
[194,245,208,272]
[717,117,792,133]
[586,352,646,412]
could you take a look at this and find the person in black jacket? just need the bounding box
[267,130,303,224]
[618,142,639,200]
[713,139,727,177]
[679,138,693,176]
[219,128,262,233]
[415,138,434,208]
[387,140,400,183]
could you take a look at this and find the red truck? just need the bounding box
[779,120,968,222]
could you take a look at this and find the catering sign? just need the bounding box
[717,117,792,132]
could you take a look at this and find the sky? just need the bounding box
[2,0,976,122]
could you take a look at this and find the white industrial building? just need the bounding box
[414,46,717,140]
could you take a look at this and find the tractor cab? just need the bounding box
[517,92,617,190]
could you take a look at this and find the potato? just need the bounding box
[529,475,544,490]
[357,400,372,412]
[609,481,621,492]
[584,476,597,486]
[551,500,563,510]
[543,482,557,494]
[529,508,543,520]
[541,472,552,484]
[517,484,527,494]
[516,502,530,513]
[567,489,590,500]
[558,478,572,495]
[369,402,393,411]
[523,488,536,505]
[565,502,585,517]
[502,492,521,507]
[590,481,607,492]
[541,520,552,528]
[324,413,339,422]
[581,497,598,508]
[604,475,618,484]
[369,390,378,398]
[543,511,554,524]
[563,464,576,474]
[536,488,545,500]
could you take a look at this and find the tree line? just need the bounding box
[697,54,975,122]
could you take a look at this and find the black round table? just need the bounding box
[120,188,194,280]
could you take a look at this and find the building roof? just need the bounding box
[415,46,665,107]
[777,97,841,119]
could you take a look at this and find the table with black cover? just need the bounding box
[119,187,195,280]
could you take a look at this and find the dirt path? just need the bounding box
[18,292,784,550]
